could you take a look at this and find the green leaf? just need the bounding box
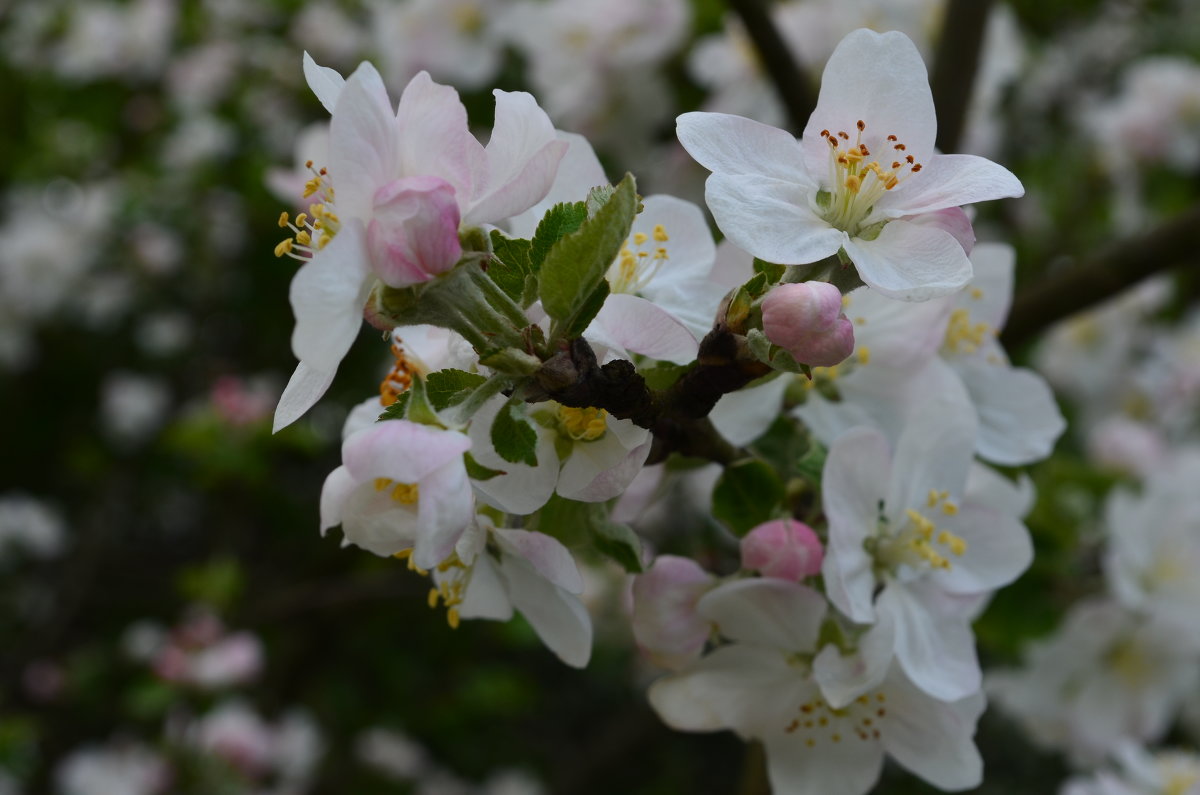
[753,258,786,283]
[558,279,610,340]
[488,231,533,304]
[404,375,442,426]
[528,493,590,547]
[530,201,587,270]
[490,399,539,467]
[378,391,411,421]
[464,451,506,481]
[640,361,691,390]
[585,184,615,217]
[587,507,644,573]
[712,458,786,536]
[539,174,638,337]
[426,369,488,410]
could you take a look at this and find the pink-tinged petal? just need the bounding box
[302,52,345,115]
[813,613,895,708]
[822,427,891,623]
[959,360,1066,466]
[394,71,483,201]
[885,361,976,515]
[506,131,607,238]
[764,730,885,795]
[802,30,937,180]
[884,153,1023,219]
[500,553,593,668]
[319,465,357,534]
[632,556,716,671]
[741,519,824,581]
[342,420,471,484]
[676,112,812,184]
[367,175,462,287]
[648,644,806,736]
[699,579,827,652]
[931,505,1033,594]
[493,528,583,594]
[842,220,972,302]
[330,62,396,222]
[878,584,981,702]
[335,483,420,557]
[557,437,652,503]
[413,459,473,570]
[903,207,975,255]
[465,89,566,224]
[705,174,845,265]
[881,666,985,790]
[274,362,337,433]
[588,294,700,364]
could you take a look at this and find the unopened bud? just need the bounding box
[741,519,823,581]
[631,556,716,670]
[760,282,855,367]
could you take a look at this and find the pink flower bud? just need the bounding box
[631,556,716,670]
[368,175,462,288]
[760,282,855,367]
[740,519,823,581]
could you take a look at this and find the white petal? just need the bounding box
[506,131,607,238]
[958,242,1015,331]
[879,584,981,702]
[330,62,397,221]
[629,195,717,294]
[395,71,483,204]
[841,287,953,371]
[318,465,357,533]
[274,362,337,433]
[342,420,471,484]
[466,396,558,515]
[764,731,885,795]
[813,612,895,708]
[465,89,566,224]
[501,553,593,668]
[842,221,972,302]
[822,427,891,623]
[413,459,474,570]
[456,554,513,621]
[881,665,985,791]
[303,52,345,115]
[698,579,827,652]
[587,294,699,364]
[959,360,1066,466]
[493,528,584,594]
[885,153,1024,219]
[705,174,845,265]
[802,30,936,178]
[557,436,651,503]
[676,112,812,183]
[710,374,791,446]
[931,505,1033,594]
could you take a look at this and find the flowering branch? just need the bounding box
[929,0,995,153]
[1001,204,1200,349]
[724,0,816,133]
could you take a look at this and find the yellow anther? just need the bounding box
[447,608,461,629]
[274,239,294,257]
[654,247,668,260]
[558,405,607,441]
[317,233,332,250]
[941,500,958,516]
[857,347,871,365]
[970,287,983,300]
[428,587,440,608]
[278,211,290,228]
[633,232,648,245]
[390,482,420,505]
[653,224,669,242]
[303,178,322,198]
[394,549,413,561]
[844,174,862,193]
[927,489,940,507]
[945,308,991,354]
[295,213,308,227]
[883,174,899,190]
[295,230,312,246]
[844,148,863,163]
[855,316,867,325]
[637,251,650,258]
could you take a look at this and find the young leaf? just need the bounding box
[587,506,644,573]
[539,174,637,337]
[712,458,786,536]
[488,231,533,305]
[377,391,411,421]
[753,258,787,283]
[464,452,506,481]
[490,399,539,467]
[426,369,488,410]
[528,493,590,548]
[530,201,587,271]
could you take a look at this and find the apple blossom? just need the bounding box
[676,28,1023,301]
[760,281,856,367]
[741,519,824,581]
[631,555,717,670]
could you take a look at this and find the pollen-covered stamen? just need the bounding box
[943,308,995,355]
[380,336,415,407]
[875,490,967,572]
[783,692,886,748]
[818,122,923,235]
[607,224,670,295]
[557,405,607,441]
[272,163,341,261]
[394,548,474,630]
[375,477,420,505]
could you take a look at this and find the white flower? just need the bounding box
[677,28,1023,301]
[820,397,1032,701]
[648,578,985,795]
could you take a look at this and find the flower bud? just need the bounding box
[631,556,716,670]
[367,175,462,288]
[740,519,823,581]
[760,282,855,367]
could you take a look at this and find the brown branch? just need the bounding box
[725,0,816,134]
[1001,205,1200,350]
[929,0,994,153]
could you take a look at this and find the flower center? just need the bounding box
[394,548,472,629]
[557,405,608,441]
[1106,638,1152,687]
[273,161,340,261]
[607,224,670,295]
[816,121,923,236]
[943,308,994,356]
[874,490,967,573]
[374,478,420,505]
[783,692,886,748]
